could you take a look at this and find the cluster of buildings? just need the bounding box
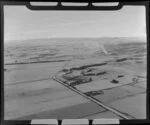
[62,67,107,86]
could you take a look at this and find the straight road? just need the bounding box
[52,76,134,119]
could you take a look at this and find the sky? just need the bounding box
[4,5,146,42]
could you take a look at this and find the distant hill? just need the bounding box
[4,36,146,46]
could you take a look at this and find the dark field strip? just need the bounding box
[5,59,70,65]
[5,77,50,86]
[115,58,127,62]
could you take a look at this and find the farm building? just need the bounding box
[82,68,106,76]
[69,76,92,86]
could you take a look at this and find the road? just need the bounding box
[52,76,134,119]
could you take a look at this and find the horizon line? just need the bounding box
[5,36,146,42]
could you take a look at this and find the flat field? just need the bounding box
[4,37,147,119]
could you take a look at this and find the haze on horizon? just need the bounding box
[4,5,146,43]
